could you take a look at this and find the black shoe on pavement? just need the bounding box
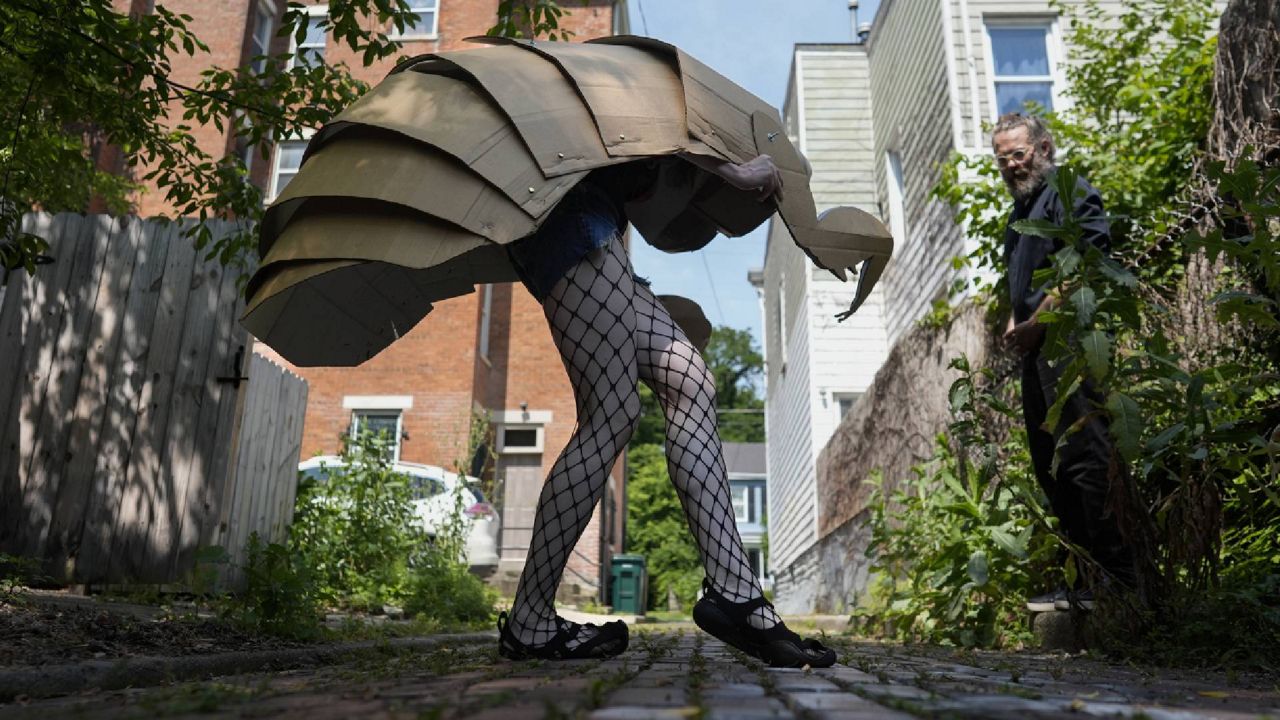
[1026,588,1068,613]
[1055,588,1096,611]
[497,611,629,660]
[692,579,837,669]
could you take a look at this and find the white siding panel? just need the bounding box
[869,0,967,346]
[762,46,888,574]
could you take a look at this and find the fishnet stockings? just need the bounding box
[632,281,781,631]
[507,237,778,650]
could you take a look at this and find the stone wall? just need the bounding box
[773,302,1001,611]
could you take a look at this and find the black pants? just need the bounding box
[1021,351,1135,587]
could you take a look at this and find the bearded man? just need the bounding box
[994,113,1136,612]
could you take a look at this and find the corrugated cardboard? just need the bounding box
[471,37,690,158]
[242,37,895,366]
[656,294,712,353]
[413,45,613,177]
[308,72,587,217]
[262,134,535,251]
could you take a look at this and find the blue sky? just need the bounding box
[623,0,880,347]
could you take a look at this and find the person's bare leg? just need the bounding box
[505,238,642,651]
[632,283,781,630]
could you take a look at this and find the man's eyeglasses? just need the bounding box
[996,147,1034,168]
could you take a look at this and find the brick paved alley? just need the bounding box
[1,628,1277,720]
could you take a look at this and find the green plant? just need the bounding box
[917,0,1279,665]
[290,432,425,609]
[0,552,44,598]
[625,443,703,610]
[231,532,321,639]
[856,357,1057,648]
[488,0,587,41]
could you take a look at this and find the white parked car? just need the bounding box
[297,455,500,570]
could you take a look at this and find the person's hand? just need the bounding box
[722,154,784,202]
[1003,318,1046,355]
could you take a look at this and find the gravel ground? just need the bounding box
[0,590,308,668]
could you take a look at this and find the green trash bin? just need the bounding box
[609,554,647,615]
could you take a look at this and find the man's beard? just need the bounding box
[1003,152,1054,202]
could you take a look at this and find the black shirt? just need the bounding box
[1004,171,1111,324]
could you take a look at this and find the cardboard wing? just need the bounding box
[242,38,894,366]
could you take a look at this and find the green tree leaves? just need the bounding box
[625,324,767,610]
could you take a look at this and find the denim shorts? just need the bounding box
[507,181,629,302]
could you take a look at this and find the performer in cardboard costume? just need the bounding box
[243,37,893,668]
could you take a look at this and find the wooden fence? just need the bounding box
[0,213,307,588]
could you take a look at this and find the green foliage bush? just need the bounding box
[231,533,321,639]
[871,0,1280,664]
[214,431,498,637]
[858,358,1058,648]
[626,443,703,610]
[290,433,424,610]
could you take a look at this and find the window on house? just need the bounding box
[249,0,277,74]
[498,424,544,454]
[885,150,907,245]
[986,23,1057,116]
[732,484,750,523]
[834,392,863,422]
[747,548,766,578]
[290,6,328,68]
[392,1,440,39]
[269,139,307,200]
[479,284,493,361]
[351,410,402,460]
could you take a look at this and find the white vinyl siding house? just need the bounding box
[757,46,887,610]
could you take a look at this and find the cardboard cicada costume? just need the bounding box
[242,36,894,366]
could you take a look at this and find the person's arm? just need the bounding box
[679,152,784,202]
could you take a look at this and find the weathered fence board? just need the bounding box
[0,213,308,588]
[77,220,171,578]
[210,351,308,584]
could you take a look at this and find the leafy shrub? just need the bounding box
[626,442,703,610]
[212,431,497,636]
[289,432,425,610]
[907,0,1280,660]
[857,358,1058,648]
[229,532,321,639]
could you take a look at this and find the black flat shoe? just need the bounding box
[497,611,629,660]
[693,579,837,668]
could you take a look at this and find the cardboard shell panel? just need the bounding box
[264,134,535,248]
[474,38,689,158]
[307,72,587,217]
[415,45,614,177]
[589,36,777,163]
[249,210,494,299]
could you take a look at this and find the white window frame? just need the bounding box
[288,4,328,70]
[731,484,750,523]
[350,410,404,461]
[885,150,907,247]
[478,283,493,362]
[343,395,414,410]
[268,128,316,202]
[390,0,440,40]
[497,424,544,454]
[249,0,278,74]
[833,391,863,425]
[981,16,1069,121]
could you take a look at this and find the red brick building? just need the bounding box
[116,0,631,604]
